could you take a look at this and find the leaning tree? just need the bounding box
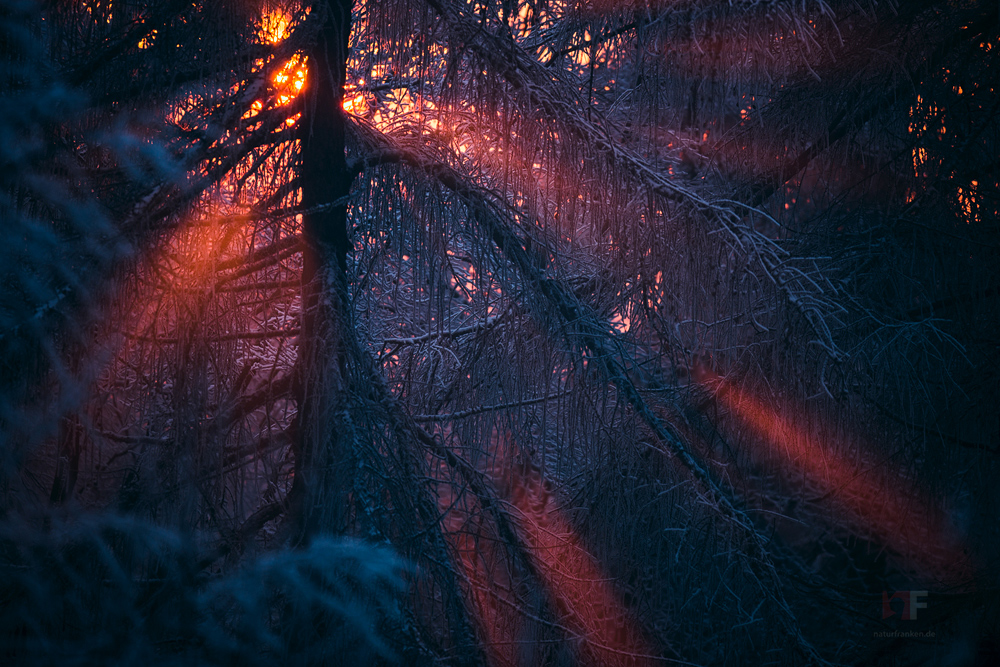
[1,0,997,664]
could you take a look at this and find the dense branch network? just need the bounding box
[1,1,997,665]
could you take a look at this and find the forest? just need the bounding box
[1,0,998,665]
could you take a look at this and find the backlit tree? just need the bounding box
[2,0,998,664]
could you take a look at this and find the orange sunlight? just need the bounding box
[437,458,522,667]
[446,509,522,666]
[436,430,657,666]
[493,434,657,667]
[693,365,974,588]
[241,9,306,125]
[260,8,291,45]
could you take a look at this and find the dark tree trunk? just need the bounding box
[49,413,82,505]
[290,0,355,542]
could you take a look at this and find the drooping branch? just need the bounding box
[412,390,574,422]
[423,0,848,359]
[352,124,830,665]
[63,0,193,88]
[746,6,1000,208]
[382,315,501,345]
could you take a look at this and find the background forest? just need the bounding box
[1,0,998,665]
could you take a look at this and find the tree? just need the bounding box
[1,0,998,665]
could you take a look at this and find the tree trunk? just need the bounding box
[290,0,355,542]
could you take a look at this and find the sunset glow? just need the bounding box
[493,435,656,666]
[260,8,291,44]
[438,432,657,666]
[694,365,974,588]
[11,2,996,664]
[507,471,656,666]
[445,505,521,667]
